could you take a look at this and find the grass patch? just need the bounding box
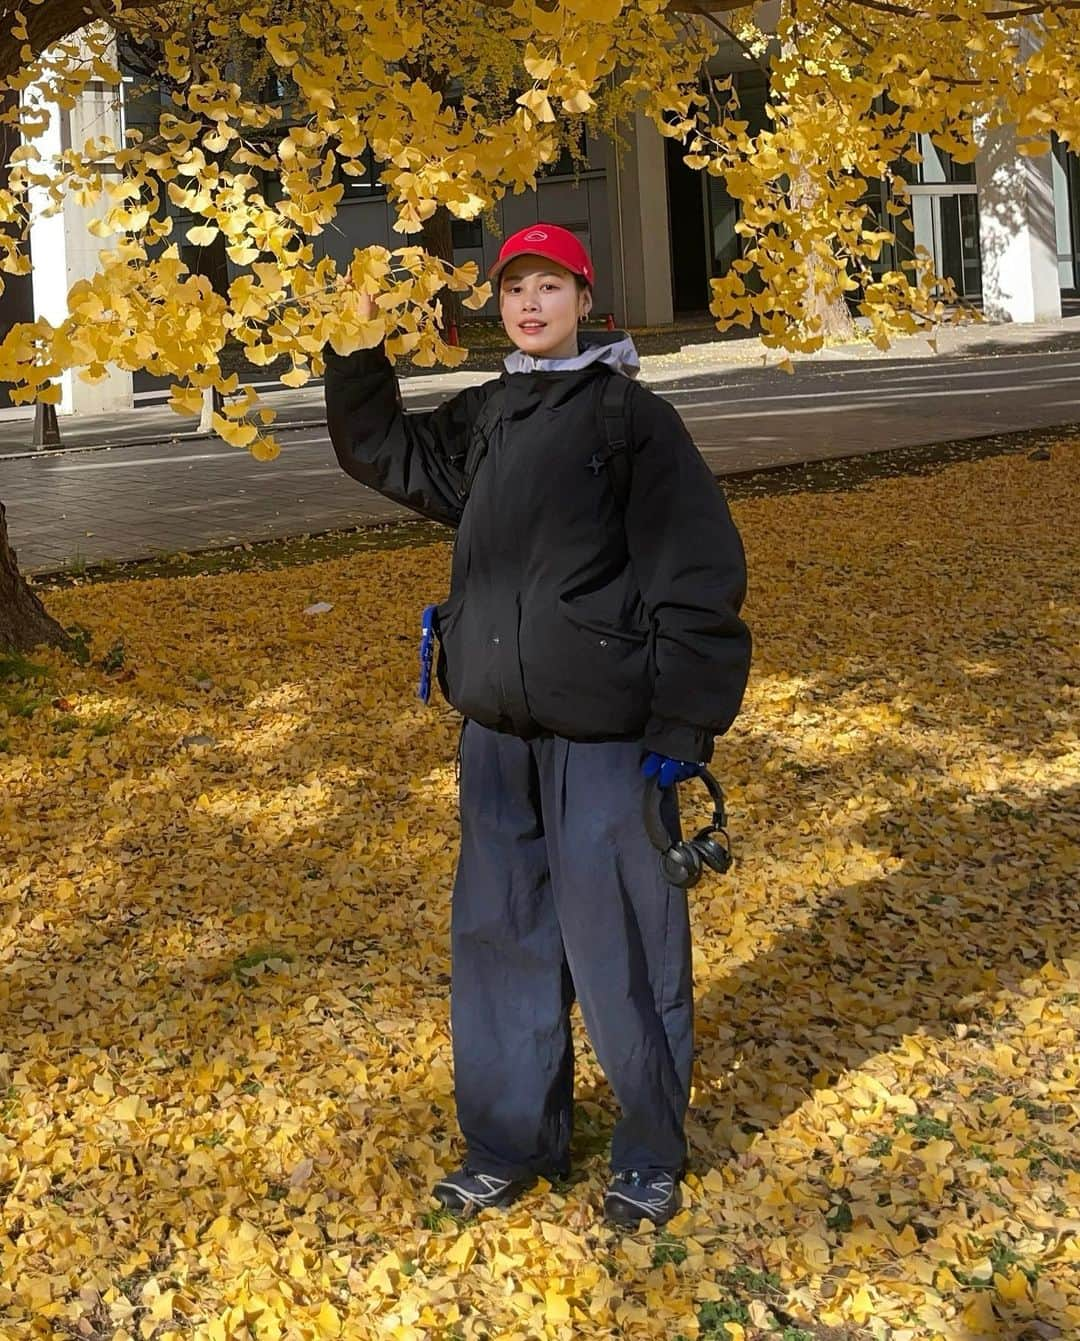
[99,639,126,673]
[697,1297,750,1335]
[895,1114,952,1143]
[65,624,93,665]
[0,648,55,721]
[0,685,51,719]
[0,650,51,681]
[651,1233,688,1268]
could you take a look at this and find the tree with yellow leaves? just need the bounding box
[1,0,1079,649]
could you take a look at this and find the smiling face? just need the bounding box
[498,257,593,359]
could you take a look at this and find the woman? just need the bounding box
[324,223,751,1227]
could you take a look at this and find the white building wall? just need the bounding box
[26,49,134,414]
[975,124,1062,323]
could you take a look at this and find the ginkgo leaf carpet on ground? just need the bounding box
[1,442,1078,1341]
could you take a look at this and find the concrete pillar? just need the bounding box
[26,87,74,415]
[975,124,1062,323]
[606,110,674,328]
[26,52,134,414]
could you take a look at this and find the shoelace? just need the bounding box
[462,1166,508,1188]
[619,1170,673,1192]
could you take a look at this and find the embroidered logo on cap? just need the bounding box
[522,229,549,241]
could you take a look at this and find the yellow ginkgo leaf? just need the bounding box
[211,412,258,448]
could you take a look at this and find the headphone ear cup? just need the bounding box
[661,842,701,889]
[694,833,732,876]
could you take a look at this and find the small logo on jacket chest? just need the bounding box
[586,453,607,476]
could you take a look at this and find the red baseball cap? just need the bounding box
[489,223,595,288]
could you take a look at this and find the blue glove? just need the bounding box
[642,751,705,788]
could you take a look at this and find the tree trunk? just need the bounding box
[788,162,856,342]
[805,261,856,340]
[418,206,464,335]
[0,500,69,653]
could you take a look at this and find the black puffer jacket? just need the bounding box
[324,338,751,762]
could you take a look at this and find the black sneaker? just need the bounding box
[603,1169,682,1228]
[431,1165,535,1215]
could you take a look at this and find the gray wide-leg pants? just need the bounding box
[450,719,694,1178]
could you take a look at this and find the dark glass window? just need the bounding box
[542,129,589,178]
[451,219,482,248]
[1052,133,1080,292]
[704,71,771,279]
[337,144,387,198]
[897,135,976,186]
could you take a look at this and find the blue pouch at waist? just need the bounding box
[418,604,438,704]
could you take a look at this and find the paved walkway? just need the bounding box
[2,315,1079,574]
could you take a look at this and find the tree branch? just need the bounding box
[0,0,167,81]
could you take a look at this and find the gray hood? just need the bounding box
[504,329,640,380]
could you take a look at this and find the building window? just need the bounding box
[451,218,482,249]
[337,144,387,199]
[1052,134,1080,292]
[704,70,773,280]
[894,132,982,300]
[897,135,976,187]
[542,129,590,179]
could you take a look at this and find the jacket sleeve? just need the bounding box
[323,344,494,528]
[624,388,752,764]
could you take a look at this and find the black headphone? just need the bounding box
[643,768,733,889]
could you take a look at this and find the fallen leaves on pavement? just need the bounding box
[1,442,1078,1341]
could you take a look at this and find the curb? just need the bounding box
[0,416,330,462]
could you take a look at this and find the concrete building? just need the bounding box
[2,42,1078,419]
[0,50,135,416]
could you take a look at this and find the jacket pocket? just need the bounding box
[561,606,648,647]
[524,600,652,737]
[434,595,508,729]
[559,598,649,648]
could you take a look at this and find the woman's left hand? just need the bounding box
[641,752,704,788]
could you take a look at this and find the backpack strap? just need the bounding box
[457,384,505,500]
[458,376,632,505]
[598,374,635,511]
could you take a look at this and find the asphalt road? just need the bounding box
[4,345,1079,574]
